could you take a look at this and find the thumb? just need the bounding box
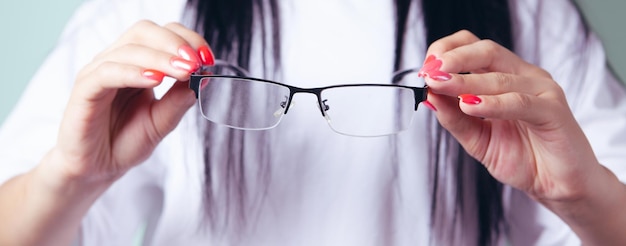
[149,81,196,141]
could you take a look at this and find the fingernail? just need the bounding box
[458,94,482,105]
[423,54,436,65]
[197,45,215,66]
[142,69,165,82]
[419,57,442,74]
[171,57,200,72]
[429,70,452,81]
[178,45,201,66]
[417,55,451,81]
[423,100,437,111]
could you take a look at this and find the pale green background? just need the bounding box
[0,0,625,124]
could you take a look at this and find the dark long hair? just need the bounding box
[188,0,512,245]
[420,1,512,245]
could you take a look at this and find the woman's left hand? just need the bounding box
[420,30,603,204]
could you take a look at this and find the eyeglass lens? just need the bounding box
[198,77,291,130]
[320,85,416,137]
[197,76,418,136]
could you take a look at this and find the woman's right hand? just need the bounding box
[46,20,213,185]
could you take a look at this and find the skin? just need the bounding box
[424,30,626,245]
[0,21,206,245]
[0,23,623,244]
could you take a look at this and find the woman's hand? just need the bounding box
[421,30,626,244]
[0,20,215,246]
[420,30,601,203]
[48,20,214,185]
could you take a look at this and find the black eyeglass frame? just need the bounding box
[189,60,428,120]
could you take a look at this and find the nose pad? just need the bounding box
[321,99,330,111]
[273,96,294,118]
[320,99,331,121]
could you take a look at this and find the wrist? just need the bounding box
[4,149,117,246]
[537,163,626,243]
[36,148,116,199]
[537,162,607,211]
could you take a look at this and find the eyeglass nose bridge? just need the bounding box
[281,87,328,117]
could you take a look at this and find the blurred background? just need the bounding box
[1,0,625,124]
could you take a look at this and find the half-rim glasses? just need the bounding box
[189,60,428,137]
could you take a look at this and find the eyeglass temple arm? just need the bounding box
[189,59,252,98]
[391,68,419,84]
[212,60,250,77]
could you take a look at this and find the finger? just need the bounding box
[110,82,196,160]
[438,39,549,76]
[163,22,208,49]
[426,72,554,98]
[148,81,197,141]
[422,30,550,81]
[163,22,215,66]
[457,92,568,126]
[82,44,198,82]
[427,91,488,156]
[98,20,202,67]
[425,30,527,74]
[74,62,163,102]
[418,30,484,81]
[425,30,480,57]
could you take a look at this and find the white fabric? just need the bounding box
[1,0,625,245]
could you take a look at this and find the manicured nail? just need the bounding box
[171,57,200,72]
[142,69,165,82]
[423,100,437,111]
[458,94,482,105]
[197,45,215,66]
[178,45,201,66]
[423,54,436,65]
[421,56,442,72]
[418,58,441,77]
[429,70,452,81]
[417,55,451,81]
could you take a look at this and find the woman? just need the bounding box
[1,0,625,245]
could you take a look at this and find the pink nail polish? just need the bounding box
[142,69,165,82]
[197,45,215,66]
[458,94,482,105]
[417,55,451,81]
[178,45,201,66]
[423,100,437,111]
[423,54,436,65]
[171,57,199,72]
[429,70,452,81]
[419,58,442,74]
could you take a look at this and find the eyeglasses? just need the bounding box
[189,60,428,137]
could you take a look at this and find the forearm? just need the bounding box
[543,165,626,245]
[0,151,112,246]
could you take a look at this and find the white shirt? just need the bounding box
[1,0,626,245]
